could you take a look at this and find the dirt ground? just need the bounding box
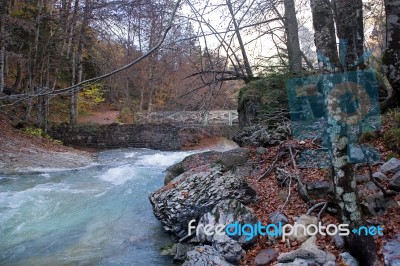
[0,116,94,174]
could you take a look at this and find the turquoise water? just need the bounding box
[0,149,195,266]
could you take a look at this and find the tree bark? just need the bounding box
[324,1,378,262]
[12,59,22,91]
[333,0,364,70]
[310,0,339,69]
[381,0,400,111]
[0,1,8,92]
[70,0,92,126]
[283,0,302,73]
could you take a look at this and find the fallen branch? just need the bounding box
[258,148,288,181]
[289,147,311,203]
[306,202,328,220]
[278,168,293,211]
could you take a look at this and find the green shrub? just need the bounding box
[23,127,63,145]
[24,127,44,138]
[384,127,400,153]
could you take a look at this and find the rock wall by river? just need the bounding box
[48,123,238,151]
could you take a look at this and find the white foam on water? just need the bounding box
[124,152,138,158]
[25,162,100,173]
[135,151,195,168]
[99,165,137,186]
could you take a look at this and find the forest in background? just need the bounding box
[0,0,397,131]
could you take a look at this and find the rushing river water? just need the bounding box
[0,148,202,266]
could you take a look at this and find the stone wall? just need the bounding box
[49,123,238,151]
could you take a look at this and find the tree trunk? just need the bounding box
[310,0,339,69]
[0,1,7,92]
[283,0,302,73]
[70,50,77,125]
[324,81,378,265]
[70,0,92,126]
[12,59,22,91]
[381,0,400,111]
[66,0,79,60]
[147,55,156,113]
[333,0,364,70]
[324,1,378,263]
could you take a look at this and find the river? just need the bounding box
[0,148,201,265]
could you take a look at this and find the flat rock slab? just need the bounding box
[183,245,233,266]
[380,158,400,174]
[254,248,278,266]
[389,173,400,192]
[383,234,400,266]
[278,236,336,265]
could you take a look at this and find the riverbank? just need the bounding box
[0,117,94,174]
[149,127,400,265]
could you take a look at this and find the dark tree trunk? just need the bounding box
[310,0,340,69]
[323,1,378,263]
[381,0,400,111]
[333,0,364,70]
[12,59,22,91]
[0,1,8,92]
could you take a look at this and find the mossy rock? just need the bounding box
[237,72,294,127]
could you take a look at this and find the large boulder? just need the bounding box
[196,199,257,246]
[182,245,234,266]
[164,151,220,185]
[237,75,290,129]
[149,165,257,239]
[164,148,250,185]
[233,124,289,147]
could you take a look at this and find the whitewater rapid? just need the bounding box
[0,149,195,265]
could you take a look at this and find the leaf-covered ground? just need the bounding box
[240,130,400,265]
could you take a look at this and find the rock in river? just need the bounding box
[149,165,257,239]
